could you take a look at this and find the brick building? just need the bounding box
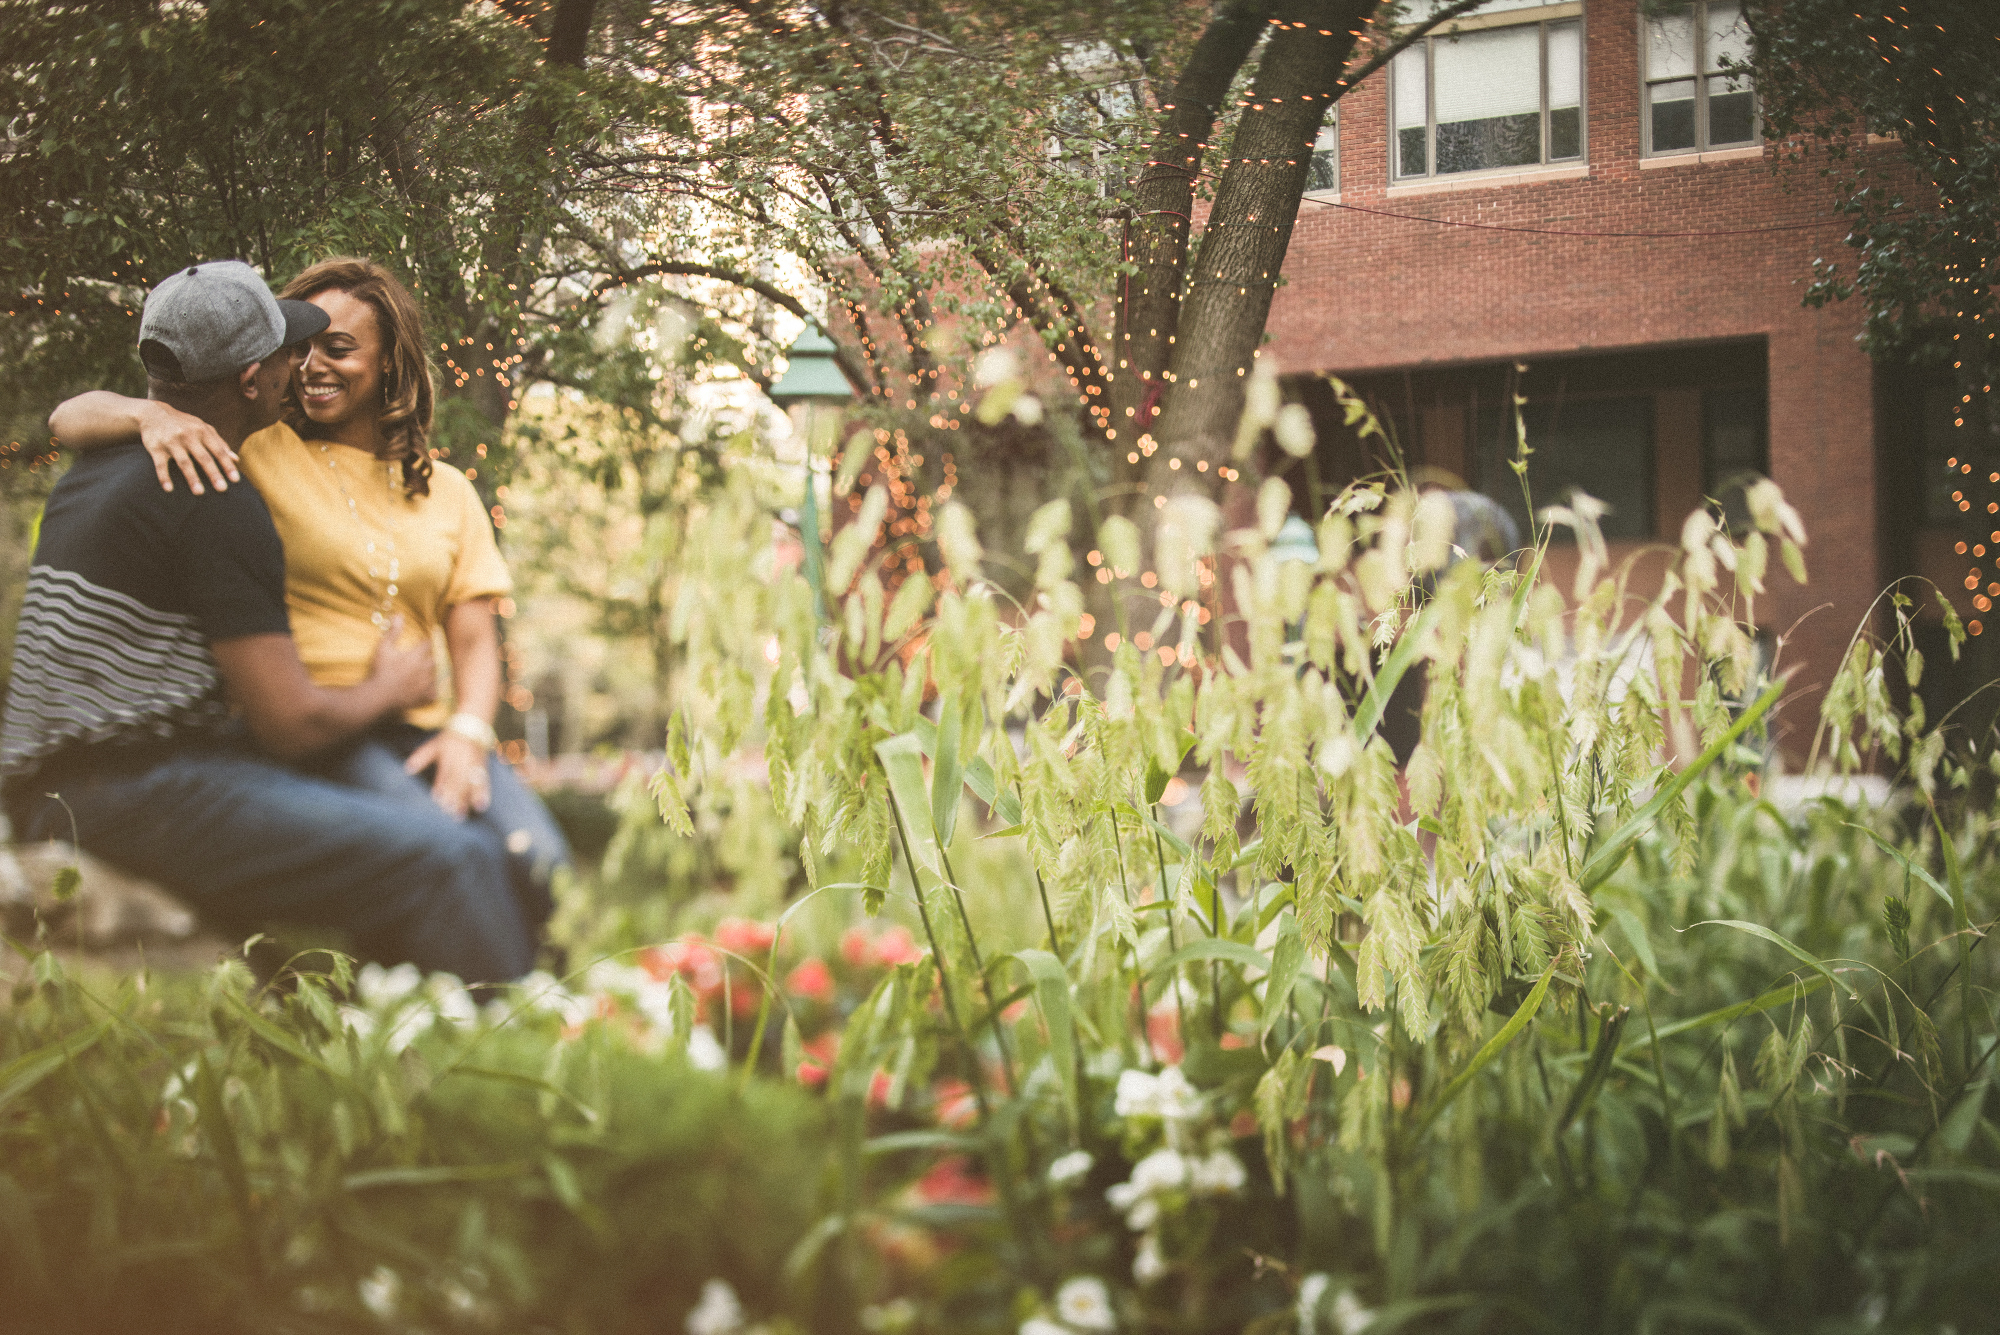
[1266,0,1967,754]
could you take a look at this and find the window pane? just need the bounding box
[1434,26,1541,174]
[1435,26,1540,123]
[1646,5,1696,80]
[1307,121,1339,192]
[1549,106,1582,160]
[1476,397,1655,543]
[1649,79,1697,151]
[1399,126,1429,177]
[1704,1,1752,73]
[1707,77,1756,144]
[1392,47,1427,176]
[1547,21,1582,110]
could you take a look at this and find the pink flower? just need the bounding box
[715,917,777,955]
[872,924,924,966]
[840,927,874,968]
[640,936,723,995]
[786,957,836,1003]
[798,1031,840,1085]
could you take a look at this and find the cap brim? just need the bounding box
[277,298,331,347]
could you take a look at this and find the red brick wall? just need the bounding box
[1264,0,1903,747]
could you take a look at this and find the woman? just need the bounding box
[52,257,569,936]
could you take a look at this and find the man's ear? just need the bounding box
[238,360,264,400]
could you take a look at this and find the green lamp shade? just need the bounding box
[769,328,853,407]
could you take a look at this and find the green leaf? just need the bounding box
[1606,905,1661,981]
[1144,757,1170,806]
[1579,676,1785,894]
[1682,920,1853,997]
[1625,977,1827,1049]
[876,733,940,881]
[1417,965,1556,1135]
[1259,916,1306,1039]
[343,1162,533,1190]
[1009,949,1079,1136]
[0,1020,110,1113]
[1844,823,1953,910]
[1152,938,1269,977]
[932,695,965,848]
[1352,598,1441,741]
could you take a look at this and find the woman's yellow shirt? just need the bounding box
[239,423,510,728]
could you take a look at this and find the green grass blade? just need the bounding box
[1417,965,1556,1136]
[1579,677,1785,894]
[1682,920,1853,997]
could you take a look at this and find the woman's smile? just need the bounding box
[296,287,387,442]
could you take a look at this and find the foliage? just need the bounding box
[1749,0,1999,437]
[0,950,830,1334]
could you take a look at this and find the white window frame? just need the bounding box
[1640,0,1759,158]
[1390,5,1588,183]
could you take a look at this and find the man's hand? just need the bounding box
[403,732,491,820]
[366,616,438,713]
[138,400,239,495]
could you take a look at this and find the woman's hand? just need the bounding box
[404,730,492,820]
[137,400,240,495]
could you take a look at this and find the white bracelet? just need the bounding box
[444,712,498,751]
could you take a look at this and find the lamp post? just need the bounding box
[768,328,856,621]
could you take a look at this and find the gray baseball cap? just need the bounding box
[137,260,330,383]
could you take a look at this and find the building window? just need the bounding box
[1392,16,1583,179]
[1703,385,1767,531]
[1643,0,1756,154]
[1475,396,1654,542]
[1305,112,1339,194]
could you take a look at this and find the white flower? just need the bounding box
[1114,1065,1202,1121]
[1189,1149,1247,1195]
[1132,1234,1168,1286]
[1331,1290,1374,1335]
[1129,1148,1188,1194]
[686,1024,728,1071]
[357,961,422,1010]
[357,1265,400,1319]
[1055,1276,1116,1331]
[514,971,594,1027]
[687,1278,745,1335]
[1019,1320,1070,1335]
[1298,1273,1332,1333]
[1047,1149,1094,1187]
[1105,1180,1143,1212]
[337,1006,375,1040]
[429,975,478,1030]
[1124,1196,1160,1231]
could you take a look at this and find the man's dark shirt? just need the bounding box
[0,438,289,797]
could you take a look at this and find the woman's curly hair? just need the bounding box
[280,256,436,499]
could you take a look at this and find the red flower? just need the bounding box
[786,957,836,1003]
[932,1079,979,1129]
[915,1155,993,1206]
[716,917,777,955]
[729,981,764,1017]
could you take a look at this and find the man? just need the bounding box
[2,261,540,982]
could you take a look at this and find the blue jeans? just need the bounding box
[14,732,560,983]
[309,723,569,942]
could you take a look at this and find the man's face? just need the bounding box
[245,345,300,432]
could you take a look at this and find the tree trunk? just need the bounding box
[1114,1,1275,436]
[1148,0,1375,493]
